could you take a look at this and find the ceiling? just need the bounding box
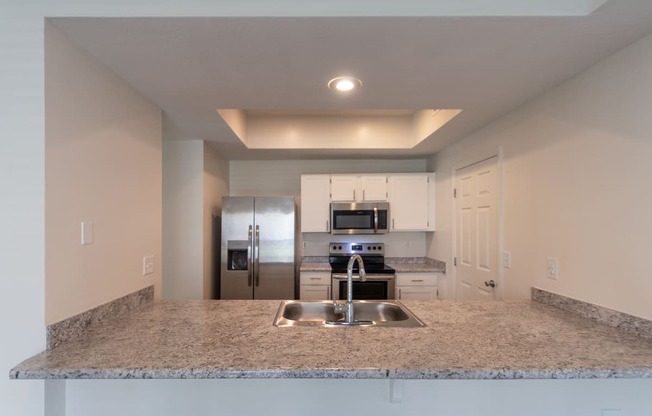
[50,0,652,160]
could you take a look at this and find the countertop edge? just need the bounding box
[11,367,652,380]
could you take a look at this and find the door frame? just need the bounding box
[450,148,504,301]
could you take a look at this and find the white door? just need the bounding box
[455,156,499,300]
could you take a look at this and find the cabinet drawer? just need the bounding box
[300,272,331,285]
[299,285,331,301]
[396,272,438,286]
[397,286,438,300]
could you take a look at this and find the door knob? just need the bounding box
[484,280,496,288]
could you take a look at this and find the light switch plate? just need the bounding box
[546,257,559,279]
[503,251,512,268]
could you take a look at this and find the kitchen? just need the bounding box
[3,1,652,415]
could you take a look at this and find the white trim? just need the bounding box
[451,149,504,301]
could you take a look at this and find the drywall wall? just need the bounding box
[65,378,652,415]
[162,140,204,299]
[428,32,652,319]
[163,141,229,300]
[0,10,46,416]
[203,143,229,299]
[45,24,162,325]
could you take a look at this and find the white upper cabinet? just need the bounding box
[389,174,433,231]
[301,172,434,233]
[331,174,388,202]
[359,175,388,201]
[300,175,331,232]
[330,175,357,202]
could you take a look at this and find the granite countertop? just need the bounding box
[299,262,331,272]
[388,263,445,273]
[10,300,652,380]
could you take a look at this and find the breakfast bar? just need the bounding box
[10,299,652,380]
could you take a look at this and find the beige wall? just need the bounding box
[45,24,163,324]
[203,143,229,298]
[163,140,229,300]
[162,140,204,299]
[428,32,652,319]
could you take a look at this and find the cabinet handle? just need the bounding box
[309,277,321,280]
[363,189,365,201]
[411,279,424,283]
[327,286,331,300]
[353,189,356,201]
[398,288,402,299]
[392,218,395,230]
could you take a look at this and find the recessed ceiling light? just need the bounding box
[328,76,362,92]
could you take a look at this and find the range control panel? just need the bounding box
[329,242,385,256]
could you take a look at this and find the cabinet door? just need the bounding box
[389,175,429,231]
[396,286,438,300]
[331,175,357,201]
[300,175,331,232]
[299,285,331,300]
[360,176,388,201]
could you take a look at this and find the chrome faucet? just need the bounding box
[333,254,366,324]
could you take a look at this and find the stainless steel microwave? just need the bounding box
[330,202,389,235]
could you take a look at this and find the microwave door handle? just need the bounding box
[374,206,378,233]
[247,225,253,287]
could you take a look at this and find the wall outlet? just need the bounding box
[546,257,559,279]
[142,255,154,276]
[503,251,512,269]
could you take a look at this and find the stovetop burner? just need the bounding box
[328,242,395,275]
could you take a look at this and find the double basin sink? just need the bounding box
[273,300,426,327]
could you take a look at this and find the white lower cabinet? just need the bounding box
[299,271,332,300]
[395,272,439,300]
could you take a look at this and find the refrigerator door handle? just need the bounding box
[247,225,253,287]
[254,225,260,287]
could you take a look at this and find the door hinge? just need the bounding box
[454,257,457,266]
[453,188,457,198]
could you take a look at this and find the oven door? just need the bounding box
[331,273,395,300]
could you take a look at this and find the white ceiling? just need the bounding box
[50,0,652,160]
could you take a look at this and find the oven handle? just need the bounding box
[332,273,395,280]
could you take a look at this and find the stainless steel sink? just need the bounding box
[273,300,426,327]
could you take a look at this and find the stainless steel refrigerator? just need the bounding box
[220,196,296,299]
